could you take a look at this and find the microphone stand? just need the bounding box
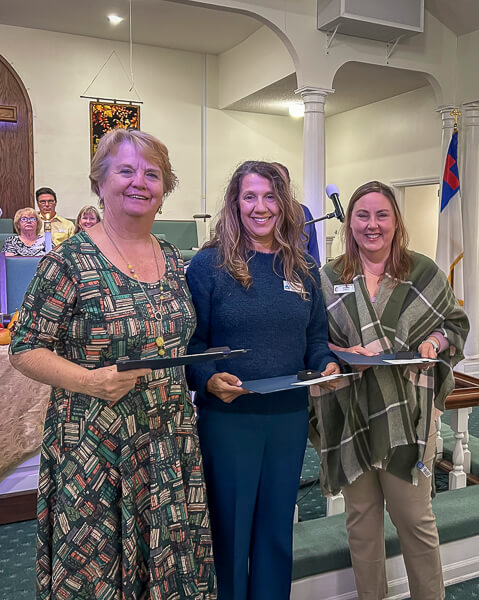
[305,211,340,225]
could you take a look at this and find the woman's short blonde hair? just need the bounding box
[89,129,178,207]
[13,207,42,235]
[74,205,101,233]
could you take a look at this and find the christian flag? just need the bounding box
[435,129,464,304]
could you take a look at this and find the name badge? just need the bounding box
[283,280,303,293]
[416,460,432,478]
[334,284,354,294]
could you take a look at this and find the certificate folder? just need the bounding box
[332,350,438,366]
[116,347,250,372]
[243,373,355,394]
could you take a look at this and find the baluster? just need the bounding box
[462,407,472,474]
[449,408,468,489]
[436,413,443,459]
[327,492,345,516]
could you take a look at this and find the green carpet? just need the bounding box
[0,407,477,599]
[0,519,36,598]
[0,519,477,599]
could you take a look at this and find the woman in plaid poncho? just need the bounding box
[310,181,469,600]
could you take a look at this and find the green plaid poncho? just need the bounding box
[309,251,469,496]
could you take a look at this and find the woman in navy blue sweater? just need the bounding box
[186,161,339,600]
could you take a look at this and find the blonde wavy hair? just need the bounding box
[335,180,411,283]
[204,161,313,292]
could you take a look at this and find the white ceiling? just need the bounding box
[227,63,430,117]
[1,0,478,116]
[425,0,479,36]
[0,0,262,55]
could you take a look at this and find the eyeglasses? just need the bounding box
[20,217,37,223]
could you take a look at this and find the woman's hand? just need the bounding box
[317,361,341,390]
[418,340,438,360]
[206,372,250,404]
[343,345,377,356]
[417,340,438,370]
[81,365,152,405]
[329,342,377,355]
[329,343,377,371]
[10,348,152,405]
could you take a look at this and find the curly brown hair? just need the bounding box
[335,180,411,283]
[204,160,312,292]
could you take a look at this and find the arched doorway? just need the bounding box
[0,55,34,219]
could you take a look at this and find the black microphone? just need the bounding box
[326,184,345,223]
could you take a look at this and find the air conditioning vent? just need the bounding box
[318,0,424,42]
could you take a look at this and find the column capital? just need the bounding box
[436,105,460,130]
[295,86,334,100]
[436,104,457,115]
[463,102,479,123]
[463,103,479,127]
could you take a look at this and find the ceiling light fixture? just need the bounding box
[108,14,124,25]
[288,102,305,118]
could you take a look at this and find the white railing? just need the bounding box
[324,372,479,516]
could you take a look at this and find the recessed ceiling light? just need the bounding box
[289,102,305,118]
[108,14,124,25]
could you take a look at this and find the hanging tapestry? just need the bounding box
[89,102,140,157]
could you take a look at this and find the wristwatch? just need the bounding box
[425,337,439,353]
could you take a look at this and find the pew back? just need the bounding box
[0,219,14,233]
[0,254,42,315]
[151,220,198,261]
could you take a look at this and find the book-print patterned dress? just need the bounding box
[10,231,216,600]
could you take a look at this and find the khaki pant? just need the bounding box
[342,423,444,600]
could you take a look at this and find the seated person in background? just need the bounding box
[36,186,75,246]
[74,205,101,233]
[1,207,45,256]
[272,161,320,265]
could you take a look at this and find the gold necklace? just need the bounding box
[363,266,385,283]
[108,233,166,356]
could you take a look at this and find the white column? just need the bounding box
[437,105,456,163]
[296,86,334,264]
[462,102,479,363]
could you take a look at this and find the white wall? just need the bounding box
[0,24,303,223]
[325,85,442,239]
[206,108,303,217]
[403,184,439,259]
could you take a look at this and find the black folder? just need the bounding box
[116,347,250,371]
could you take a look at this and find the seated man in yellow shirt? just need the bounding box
[36,187,75,246]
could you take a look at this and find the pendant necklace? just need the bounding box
[109,233,167,356]
[363,267,384,283]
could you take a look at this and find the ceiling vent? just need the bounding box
[318,0,424,42]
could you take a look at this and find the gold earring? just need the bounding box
[158,206,163,215]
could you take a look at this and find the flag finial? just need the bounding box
[450,108,461,131]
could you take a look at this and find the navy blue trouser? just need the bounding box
[197,407,309,600]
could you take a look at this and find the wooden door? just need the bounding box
[0,55,34,219]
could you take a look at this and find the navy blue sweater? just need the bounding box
[185,247,337,413]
